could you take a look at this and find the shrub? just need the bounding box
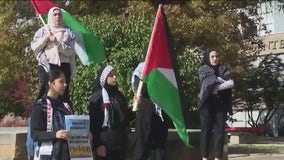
[0,112,28,127]
[70,11,153,114]
[10,79,33,117]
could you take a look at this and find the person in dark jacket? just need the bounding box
[131,62,169,160]
[30,69,74,160]
[89,65,131,160]
[198,50,234,160]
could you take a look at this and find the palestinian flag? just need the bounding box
[31,0,105,65]
[142,5,190,147]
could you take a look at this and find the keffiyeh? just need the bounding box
[99,65,114,127]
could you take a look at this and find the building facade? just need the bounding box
[228,1,284,137]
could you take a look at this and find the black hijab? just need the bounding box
[202,50,220,76]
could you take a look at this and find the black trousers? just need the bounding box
[37,63,71,104]
[200,107,226,158]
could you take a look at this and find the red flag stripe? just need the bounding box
[141,5,190,147]
[30,0,57,15]
[142,5,173,77]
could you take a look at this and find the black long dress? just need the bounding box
[89,84,131,160]
[131,76,169,160]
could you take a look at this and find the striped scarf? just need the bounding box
[99,65,114,127]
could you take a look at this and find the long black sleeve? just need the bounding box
[30,104,57,142]
[88,92,104,149]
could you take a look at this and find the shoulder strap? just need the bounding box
[35,98,47,106]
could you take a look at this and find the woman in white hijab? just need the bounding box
[31,7,76,103]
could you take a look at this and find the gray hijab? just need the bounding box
[131,62,145,92]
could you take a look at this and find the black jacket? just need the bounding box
[198,64,233,114]
[30,97,72,160]
[88,88,131,151]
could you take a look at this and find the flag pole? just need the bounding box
[38,14,46,26]
[132,80,144,111]
[38,14,50,31]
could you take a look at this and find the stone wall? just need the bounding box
[0,128,228,160]
[0,127,27,160]
[127,129,228,160]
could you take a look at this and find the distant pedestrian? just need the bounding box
[198,50,234,160]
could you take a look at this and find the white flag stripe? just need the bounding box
[74,32,90,65]
[157,68,177,88]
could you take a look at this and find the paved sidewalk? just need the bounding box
[229,153,284,160]
[228,137,284,160]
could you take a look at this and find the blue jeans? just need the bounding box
[26,118,35,160]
